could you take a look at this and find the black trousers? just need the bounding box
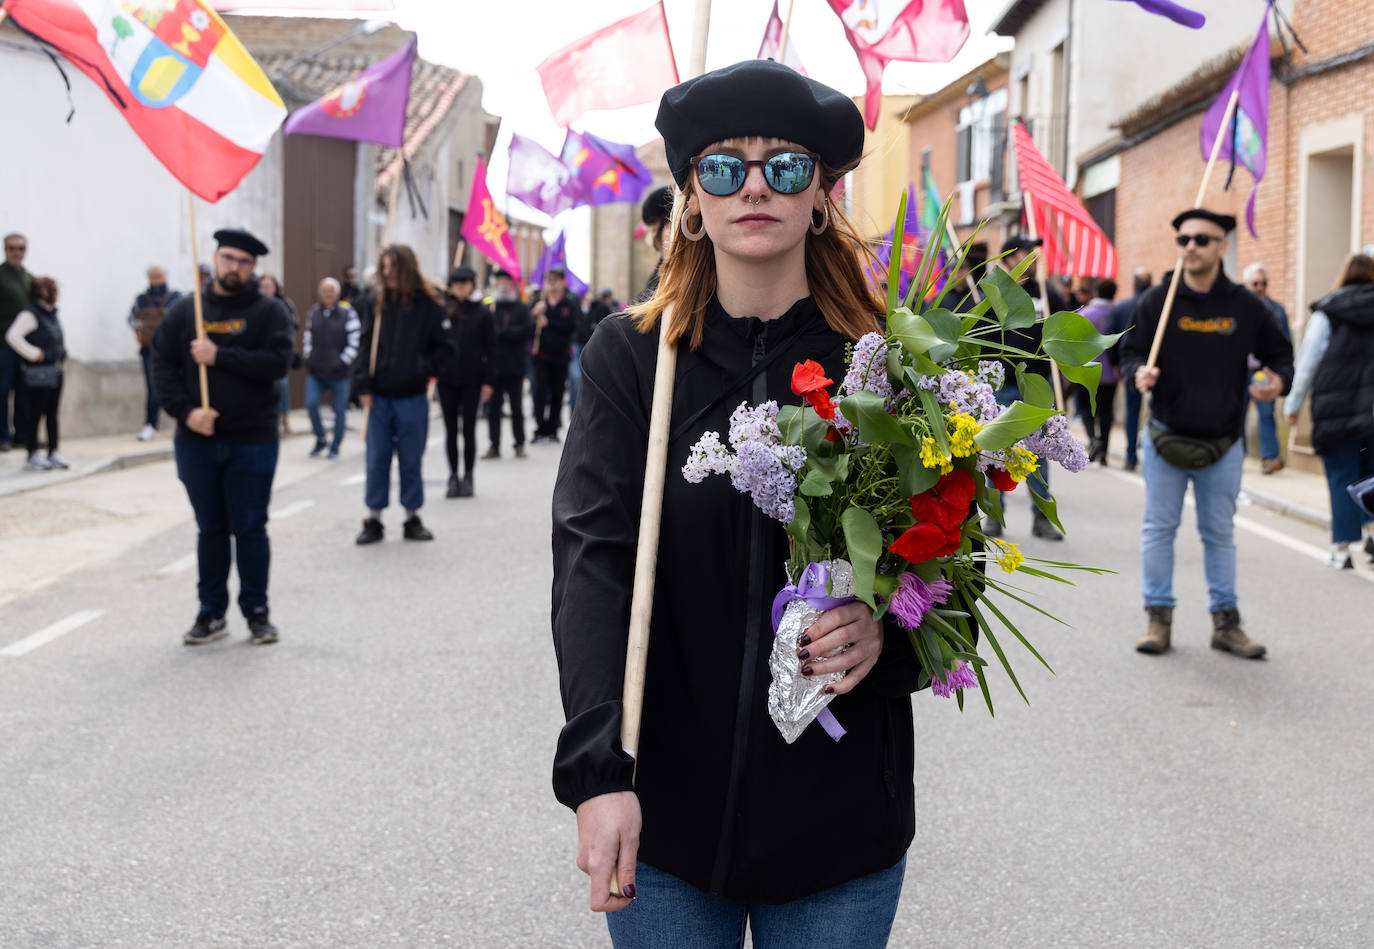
[22,374,61,455]
[438,381,481,476]
[487,373,525,449]
[533,357,568,437]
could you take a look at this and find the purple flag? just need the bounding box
[530,232,589,298]
[507,133,586,218]
[1199,10,1270,237]
[561,129,653,206]
[284,37,416,148]
[1105,0,1205,29]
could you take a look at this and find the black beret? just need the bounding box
[1171,208,1236,233]
[213,228,269,257]
[448,266,476,283]
[656,59,864,189]
[641,185,673,225]
[1000,235,1042,255]
[492,268,512,280]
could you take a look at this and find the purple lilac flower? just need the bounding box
[728,400,781,449]
[841,332,895,400]
[683,430,738,483]
[734,440,798,523]
[916,369,1000,422]
[888,572,954,629]
[1021,413,1089,473]
[930,660,979,698]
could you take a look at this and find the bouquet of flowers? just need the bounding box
[682,195,1115,742]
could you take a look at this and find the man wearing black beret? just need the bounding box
[1119,207,1293,659]
[151,227,293,646]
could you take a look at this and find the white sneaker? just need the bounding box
[24,453,52,471]
[1327,548,1354,570]
[138,424,157,441]
[47,451,70,470]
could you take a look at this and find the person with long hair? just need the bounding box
[1285,253,1374,568]
[551,61,937,947]
[353,244,453,544]
[5,276,67,470]
[258,273,299,434]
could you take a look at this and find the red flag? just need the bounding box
[536,2,680,127]
[757,0,807,75]
[1011,120,1117,278]
[460,158,522,280]
[826,0,970,129]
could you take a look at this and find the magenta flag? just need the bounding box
[507,134,585,217]
[461,158,522,280]
[283,37,416,148]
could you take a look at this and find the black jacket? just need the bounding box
[18,303,65,365]
[440,296,494,388]
[490,299,533,377]
[534,295,579,364]
[1120,269,1294,440]
[582,300,614,345]
[1308,283,1374,452]
[353,291,453,399]
[552,298,933,904]
[150,284,293,443]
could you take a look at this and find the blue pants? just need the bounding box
[139,347,160,428]
[606,857,905,949]
[277,376,292,417]
[1318,435,1374,544]
[365,393,428,512]
[1124,386,1143,465]
[306,374,350,452]
[567,343,582,413]
[1247,394,1280,460]
[1141,427,1243,612]
[174,437,279,617]
[0,344,28,443]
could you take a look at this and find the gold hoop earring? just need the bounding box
[681,212,706,242]
[809,204,829,236]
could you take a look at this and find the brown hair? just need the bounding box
[379,243,443,309]
[628,156,883,349]
[258,273,284,298]
[1337,253,1374,288]
[29,276,57,305]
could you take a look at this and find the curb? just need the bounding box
[0,447,175,499]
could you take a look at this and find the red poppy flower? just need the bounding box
[986,467,1018,492]
[824,426,842,443]
[806,390,837,420]
[791,360,833,397]
[889,520,963,563]
[911,470,976,530]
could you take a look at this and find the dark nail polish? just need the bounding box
[823,685,835,694]
[797,648,810,661]
[798,634,811,647]
[801,665,814,677]
[623,883,636,899]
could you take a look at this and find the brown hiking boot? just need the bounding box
[514,444,528,459]
[1135,606,1172,654]
[1211,609,1266,658]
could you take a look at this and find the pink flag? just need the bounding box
[757,0,807,75]
[536,3,680,127]
[826,0,970,129]
[284,37,415,148]
[461,158,522,280]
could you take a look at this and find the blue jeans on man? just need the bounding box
[306,374,350,453]
[1141,427,1244,612]
[1124,386,1143,468]
[139,347,159,428]
[364,392,428,512]
[1247,394,1280,460]
[174,437,279,617]
[0,344,29,445]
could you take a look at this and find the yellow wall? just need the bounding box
[848,95,919,241]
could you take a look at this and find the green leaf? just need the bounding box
[1058,361,1103,414]
[841,507,883,609]
[785,495,811,552]
[921,308,962,362]
[886,190,907,315]
[978,267,1037,330]
[799,468,833,497]
[972,584,1056,674]
[1029,489,1066,534]
[838,390,914,446]
[1014,370,1055,409]
[1041,311,1122,367]
[963,591,1029,704]
[973,401,1058,452]
[893,443,939,497]
[778,403,831,454]
[976,470,1005,525]
[888,308,940,357]
[916,388,950,457]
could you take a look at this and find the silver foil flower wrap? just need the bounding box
[767,560,853,744]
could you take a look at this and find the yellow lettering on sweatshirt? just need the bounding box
[202,319,246,335]
[1177,316,1236,335]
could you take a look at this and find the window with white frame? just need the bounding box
[955,87,1008,185]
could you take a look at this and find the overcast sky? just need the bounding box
[257,0,1012,279]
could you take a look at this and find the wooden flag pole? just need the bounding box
[451,239,467,268]
[1022,191,1066,410]
[1144,87,1241,372]
[778,0,797,57]
[186,191,210,411]
[943,217,981,300]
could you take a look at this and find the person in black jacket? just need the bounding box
[1108,268,1154,470]
[553,60,940,942]
[353,244,454,545]
[1119,208,1293,659]
[530,267,578,443]
[302,277,361,459]
[5,277,68,471]
[483,269,531,459]
[439,266,494,498]
[149,228,293,646]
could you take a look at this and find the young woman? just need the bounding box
[258,273,299,434]
[552,60,936,947]
[5,277,67,471]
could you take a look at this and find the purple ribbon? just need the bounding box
[771,562,854,741]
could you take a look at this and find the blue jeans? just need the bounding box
[1124,386,1142,465]
[1247,394,1280,460]
[1141,428,1243,612]
[139,347,159,428]
[306,374,350,452]
[1318,436,1374,544]
[567,343,582,413]
[606,857,905,949]
[174,437,279,617]
[0,344,28,443]
[365,393,428,512]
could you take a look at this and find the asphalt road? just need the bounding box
[1,416,1371,948]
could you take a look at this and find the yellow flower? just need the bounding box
[920,436,953,474]
[948,412,981,458]
[1005,446,1039,481]
[993,539,1025,573]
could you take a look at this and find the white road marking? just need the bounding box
[270,499,316,520]
[1,609,104,658]
[337,474,365,487]
[155,554,197,576]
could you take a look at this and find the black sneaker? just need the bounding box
[183,612,227,645]
[309,440,327,458]
[1365,536,1374,563]
[356,517,384,545]
[403,514,434,541]
[458,474,474,498]
[1031,509,1064,541]
[247,608,278,645]
[446,474,461,498]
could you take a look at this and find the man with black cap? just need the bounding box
[637,185,674,302]
[1119,208,1293,660]
[483,269,532,459]
[151,228,293,646]
[439,266,494,497]
[530,267,578,443]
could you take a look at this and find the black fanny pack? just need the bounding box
[1149,420,1236,469]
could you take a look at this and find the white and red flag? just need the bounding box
[4,0,286,201]
[536,2,680,127]
[1011,119,1117,278]
[757,0,806,75]
[826,0,970,129]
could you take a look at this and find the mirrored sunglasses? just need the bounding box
[689,151,818,197]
